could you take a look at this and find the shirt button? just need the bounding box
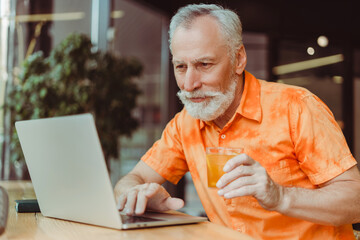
[221,134,226,139]
[236,225,246,232]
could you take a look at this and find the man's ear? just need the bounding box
[235,45,247,75]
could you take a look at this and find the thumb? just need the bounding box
[164,197,184,210]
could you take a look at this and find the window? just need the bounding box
[0,0,92,179]
[108,0,169,185]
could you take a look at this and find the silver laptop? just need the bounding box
[15,113,207,229]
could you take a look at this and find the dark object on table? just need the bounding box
[15,199,40,213]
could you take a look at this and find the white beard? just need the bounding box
[177,76,238,121]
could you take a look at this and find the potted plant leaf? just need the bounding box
[5,33,142,178]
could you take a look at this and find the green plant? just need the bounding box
[6,33,142,165]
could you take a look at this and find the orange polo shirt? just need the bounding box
[141,71,357,240]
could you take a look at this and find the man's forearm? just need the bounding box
[218,155,360,226]
[276,172,360,226]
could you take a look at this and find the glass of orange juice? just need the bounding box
[206,147,243,188]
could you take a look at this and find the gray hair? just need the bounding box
[168,4,243,59]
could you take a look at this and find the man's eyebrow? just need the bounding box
[193,57,215,63]
[172,59,184,65]
[172,57,215,65]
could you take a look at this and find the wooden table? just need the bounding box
[0,181,254,240]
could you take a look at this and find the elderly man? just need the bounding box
[115,3,360,239]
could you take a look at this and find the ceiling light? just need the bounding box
[14,12,85,22]
[111,10,125,19]
[332,76,344,84]
[273,54,344,75]
[307,47,315,55]
[317,35,329,47]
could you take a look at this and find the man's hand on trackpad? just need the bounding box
[117,183,184,215]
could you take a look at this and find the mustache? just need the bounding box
[177,90,222,99]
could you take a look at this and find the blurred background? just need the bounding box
[0,0,359,219]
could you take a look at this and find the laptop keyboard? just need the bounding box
[120,214,162,224]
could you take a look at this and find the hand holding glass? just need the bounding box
[206,147,243,188]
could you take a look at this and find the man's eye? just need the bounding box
[176,65,186,70]
[201,62,211,68]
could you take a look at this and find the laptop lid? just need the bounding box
[15,114,122,229]
[15,114,207,229]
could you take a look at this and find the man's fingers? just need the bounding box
[135,184,162,215]
[164,197,185,211]
[216,165,254,188]
[121,183,164,215]
[124,190,138,215]
[223,154,254,172]
[135,191,148,215]
[223,185,254,199]
[217,176,256,196]
[144,183,161,198]
[117,194,127,210]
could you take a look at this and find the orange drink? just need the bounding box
[206,147,243,188]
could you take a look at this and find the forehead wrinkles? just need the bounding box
[173,16,223,44]
[175,16,229,45]
[171,38,227,64]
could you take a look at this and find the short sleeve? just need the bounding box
[290,94,356,185]
[141,112,189,184]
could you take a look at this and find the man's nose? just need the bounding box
[183,67,201,92]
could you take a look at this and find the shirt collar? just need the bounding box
[199,70,262,129]
[236,71,262,123]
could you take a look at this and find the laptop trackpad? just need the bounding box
[121,214,163,224]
